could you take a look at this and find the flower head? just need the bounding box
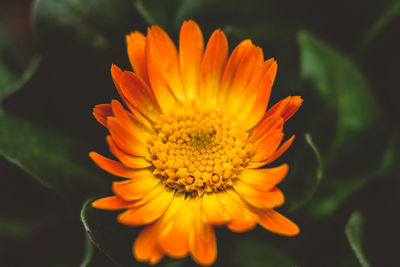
[90,20,302,266]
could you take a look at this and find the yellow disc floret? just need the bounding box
[148,108,254,197]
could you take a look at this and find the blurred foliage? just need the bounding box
[1,0,400,266]
[345,211,370,267]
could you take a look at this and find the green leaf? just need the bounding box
[345,211,371,267]
[34,0,138,54]
[0,218,35,238]
[286,133,323,212]
[233,238,296,267]
[0,111,108,207]
[363,0,400,47]
[298,31,379,157]
[0,26,41,102]
[310,126,400,218]
[135,0,172,28]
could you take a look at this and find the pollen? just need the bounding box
[149,108,252,196]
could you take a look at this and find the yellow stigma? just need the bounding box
[149,108,253,197]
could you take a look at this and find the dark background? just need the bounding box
[1,0,400,266]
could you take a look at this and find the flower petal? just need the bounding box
[233,180,285,209]
[92,195,133,210]
[93,104,113,127]
[248,115,283,143]
[190,200,217,266]
[107,136,151,169]
[239,164,288,191]
[248,135,296,168]
[159,196,194,257]
[126,31,150,84]
[201,192,231,225]
[221,42,264,116]
[200,29,228,107]
[179,20,204,101]
[147,26,186,104]
[118,71,161,122]
[89,152,145,179]
[257,209,300,236]
[111,100,152,142]
[107,117,150,157]
[265,96,303,122]
[134,224,164,265]
[252,130,284,162]
[112,172,160,201]
[242,59,277,129]
[219,190,257,232]
[118,189,174,226]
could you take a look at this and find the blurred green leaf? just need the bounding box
[345,211,370,267]
[310,127,400,218]
[135,0,171,28]
[287,133,323,212]
[233,238,295,267]
[0,26,41,102]
[0,111,108,207]
[298,31,379,157]
[0,218,35,238]
[34,0,138,54]
[363,0,400,47]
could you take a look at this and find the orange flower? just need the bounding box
[90,20,302,266]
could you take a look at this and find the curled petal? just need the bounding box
[93,104,113,127]
[265,96,303,122]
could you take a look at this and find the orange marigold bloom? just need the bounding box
[90,20,303,266]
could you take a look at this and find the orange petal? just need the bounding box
[107,117,149,157]
[119,71,161,122]
[201,192,231,225]
[265,96,303,122]
[219,40,263,106]
[257,209,300,236]
[190,201,217,266]
[222,42,264,115]
[93,104,113,127]
[89,152,145,179]
[252,130,284,162]
[248,115,283,143]
[111,100,152,142]
[199,29,228,107]
[92,195,133,210]
[159,196,194,258]
[249,135,296,168]
[147,26,186,104]
[118,189,174,226]
[239,164,288,191]
[219,190,257,233]
[126,31,150,85]
[112,174,160,201]
[233,180,285,209]
[134,224,164,265]
[241,60,277,130]
[111,64,132,109]
[106,136,151,169]
[179,20,204,101]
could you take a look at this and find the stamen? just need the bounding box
[149,108,252,197]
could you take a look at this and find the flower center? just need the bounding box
[149,108,252,196]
